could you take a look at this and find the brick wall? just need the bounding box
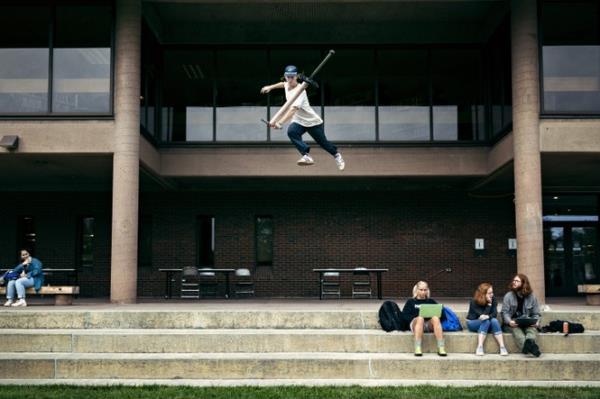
[0,190,517,299]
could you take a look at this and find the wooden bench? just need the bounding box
[578,284,600,306]
[0,286,79,305]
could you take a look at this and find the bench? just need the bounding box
[578,284,600,306]
[0,286,79,305]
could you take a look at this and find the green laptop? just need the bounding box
[418,304,443,318]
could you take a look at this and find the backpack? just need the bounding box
[542,320,585,335]
[378,300,408,332]
[441,306,463,331]
[0,270,20,285]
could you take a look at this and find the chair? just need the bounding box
[352,267,372,298]
[320,270,341,299]
[180,266,200,299]
[197,267,218,297]
[234,268,255,297]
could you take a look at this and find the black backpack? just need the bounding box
[542,320,585,335]
[378,300,408,332]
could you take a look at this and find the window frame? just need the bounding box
[0,1,115,119]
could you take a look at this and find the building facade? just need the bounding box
[0,0,598,302]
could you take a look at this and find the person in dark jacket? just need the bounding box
[402,280,446,357]
[501,273,542,357]
[3,249,44,307]
[466,283,508,356]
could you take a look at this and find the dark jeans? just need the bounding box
[287,122,337,157]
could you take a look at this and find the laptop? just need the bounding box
[418,304,443,318]
[515,316,538,327]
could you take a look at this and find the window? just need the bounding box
[17,216,36,256]
[431,49,484,141]
[488,17,512,138]
[196,216,215,266]
[0,3,112,115]
[138,215,152,268]
[541,1,600,114]
[77,217,94,269]
[378,49,430,141]
[255,216,273,266]
[0,6,50,113]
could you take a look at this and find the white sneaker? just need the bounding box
[475,346,484,356]
[335,153,345,171]
[297,154,314,166]
[11,299,26,307]
[3,299,13,307]
[500,346,509,356]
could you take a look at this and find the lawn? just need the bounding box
[1,385,599,399]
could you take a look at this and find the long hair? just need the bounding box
[474,283,492,306]
[412,281,430,299]
[509,273,532,297]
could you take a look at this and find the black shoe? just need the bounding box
[529,341,541,357]
[522,339,532,354]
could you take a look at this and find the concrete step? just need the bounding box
[1,329,599,354]
[1,310,599,330]
[1,352,599,381]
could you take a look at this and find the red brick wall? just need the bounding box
[0,191,517,299]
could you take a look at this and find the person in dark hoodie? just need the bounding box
[466,283,508,356]
[402,280,446,357]
[501,273,542,357]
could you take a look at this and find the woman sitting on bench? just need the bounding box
[4,249,44,307]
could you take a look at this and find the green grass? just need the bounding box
[1,386,599,399]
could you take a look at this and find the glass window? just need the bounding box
[543,195,599,222]
[431,49,483,141]
[52,5,112,113]
[488,18,512,139]
[138,215,152,268]
[541,1,600,113]
[196,216,215,267]
[269,49,322,142]
[162,50,215,142]
[322,50,375,141]
[216,50,268,141]
[256,216,273,266]
[78,217,95,269]
[378,49,430,141]
[141,23,160,138]
[17,216,36,256]
[0,6,50,113]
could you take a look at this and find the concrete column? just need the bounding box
[511,0,545,302]
[110,0,141,304]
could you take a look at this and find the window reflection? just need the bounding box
[378,50,430,141]
[52,5,112,113]
[0,6,50,113]
[432,49,483,141]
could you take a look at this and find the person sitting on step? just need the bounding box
[501,273,542,357]
[3,249,44,308]
[466,283,508,356]
[401,280,447,357]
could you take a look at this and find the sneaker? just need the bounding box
[3,299,13,307]
[414,345,423,357]
[500,346,509,356]
[297,154,314,166]
[334,153,345,171]
[437,346,447,357]
[475,346,484,356]
[11,299,26,307]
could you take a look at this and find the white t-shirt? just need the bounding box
[284,82,323,127]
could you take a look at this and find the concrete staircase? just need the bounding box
[0,308,599,385]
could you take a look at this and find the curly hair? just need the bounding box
[412,281,430,299]
[509,273,532,297]
[473,283,492,306]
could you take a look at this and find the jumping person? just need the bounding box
[260,65,345,170]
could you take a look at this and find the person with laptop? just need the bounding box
[501,273,542,357]
[466,283,508,356]
[401,281,447,357]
